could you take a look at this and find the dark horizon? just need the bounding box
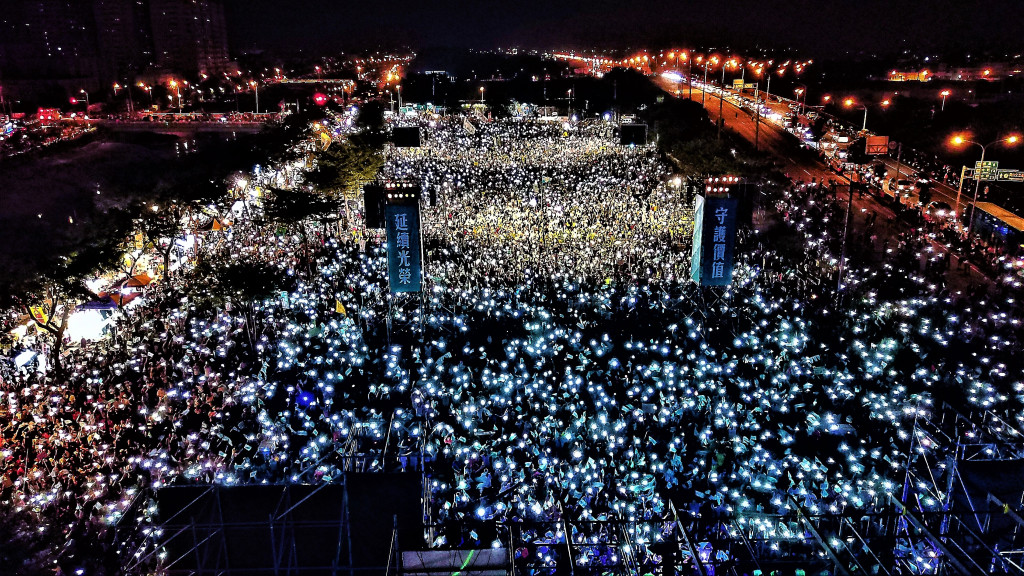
[225,0,1022,57]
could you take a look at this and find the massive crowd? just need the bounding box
[1,115,1022,574]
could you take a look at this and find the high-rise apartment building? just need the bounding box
[0,1,100,85]
[149,0,233,77]
[0,0,233,103]
[92,0,154,81]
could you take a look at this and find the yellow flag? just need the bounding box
[29,306,49,325]
[335,300,347,315]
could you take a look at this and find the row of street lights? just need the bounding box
[78,76,268,115]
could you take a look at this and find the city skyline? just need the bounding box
[224,0,1022,55]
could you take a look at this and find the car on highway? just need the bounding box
[882,178,917,204]
[884,177,913,194]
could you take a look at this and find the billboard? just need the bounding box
[384,194,423,293]
[690,195,739,286]
[865,135,890,155]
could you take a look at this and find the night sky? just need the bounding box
[224,0,1021,55]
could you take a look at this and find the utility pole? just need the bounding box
[967,146,987,240]
[718,64,727,139]
[754,83,761,151]
[953,165,968,231]
[892,142,903,203]
[688,57,693,101]
[837,183,855,292]
[702,62,709,105]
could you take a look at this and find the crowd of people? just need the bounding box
[387,119,693,282]
[1,114,1022,574]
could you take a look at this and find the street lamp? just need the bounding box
[702,57,716,105]
[843,98,868,131]
[114,82,135,116]
[940,89,951,111]
[396,84,402,110]
[79,89,90,108]
[169,80,181,111]
[250,81,259,114]
[794,87,806,115]
[950,134,1021,239]
[138,82,153,108]
[480,86,485,105]
[682,52,692,101]
[717,58,736,139]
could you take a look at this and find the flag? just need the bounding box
[335,299,347,315]
[29,305,49,325]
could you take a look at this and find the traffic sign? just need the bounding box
[997,169,1024,182]
[865,135,889,155]
[975,160,999,181]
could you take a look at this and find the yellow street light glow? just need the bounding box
[844,98,855,107]
[951,135,966,145]
[1008,135,1020,145]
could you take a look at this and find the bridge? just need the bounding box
[276,78,355,87]
[97,118,270,135]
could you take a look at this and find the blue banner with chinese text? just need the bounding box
[690,196,738,286]
[385,203,423,293]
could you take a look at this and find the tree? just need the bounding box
[262,187,339,224]
[355,100,386,135]
[305,139,385,201]
[235,109,324,169]
[190,259,289,346]
[135,201,185,282]
[847,138,871,166]
[19,215,128,376]
[262,186,340,274]
[668,137,749,178]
